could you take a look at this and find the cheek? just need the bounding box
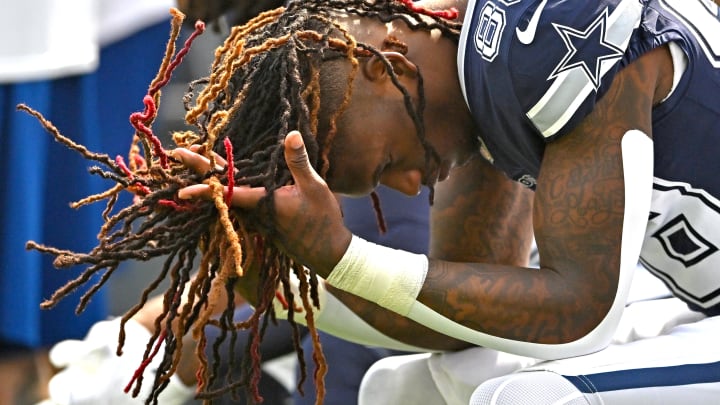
[324,147,378,196]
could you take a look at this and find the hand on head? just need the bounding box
[174,131,352,276]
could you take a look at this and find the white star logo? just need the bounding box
[549,8,624,89]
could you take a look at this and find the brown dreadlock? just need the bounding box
[22,1,462,404]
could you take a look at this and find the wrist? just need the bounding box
[334,227,354,268]
[326,235,428,316]
[314,226,353,278]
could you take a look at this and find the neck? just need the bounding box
[401,6,476,165]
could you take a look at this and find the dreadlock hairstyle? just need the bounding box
[22,1,461,404]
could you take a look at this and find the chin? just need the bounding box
[326,177,375,197]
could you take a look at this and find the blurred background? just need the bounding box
[0,1,227,402]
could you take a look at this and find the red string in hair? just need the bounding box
[370,191,388,234]
[124,328,167,394]
[223,137,235,206]
[158,199,198,211]
[124,284,187,395]
[148,20,206,96]
[129,20,207,170]
[115,155,152,196]
[399,0,459,20]
[129,96,169,168]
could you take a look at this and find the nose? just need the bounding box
[379,169,423,196]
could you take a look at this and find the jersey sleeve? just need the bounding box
[508,0,644,140]
[458,0,648,184]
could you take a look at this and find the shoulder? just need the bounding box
[460,0,645,138]
[510,0,644,138]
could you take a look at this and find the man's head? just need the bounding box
[186,0,477,199]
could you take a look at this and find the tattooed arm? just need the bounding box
[322,156,534,351]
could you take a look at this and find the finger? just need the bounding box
[188,144,229,167]
[171,148,224,173]
[284,131,325,186]
[230,186,268,208]
[177,184,213,200]
[188,144,206,153]
[178,184,268,208]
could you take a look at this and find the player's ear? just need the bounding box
[362,51,418,82]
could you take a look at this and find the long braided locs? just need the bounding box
[21,1,461,404]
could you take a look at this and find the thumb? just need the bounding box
[284,131,324,186]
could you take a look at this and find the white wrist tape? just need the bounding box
[273,271,430,352]
[326,235,429,316]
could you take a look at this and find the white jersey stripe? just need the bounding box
[527,0,642,137]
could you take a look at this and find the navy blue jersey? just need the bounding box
[458,0,720,314]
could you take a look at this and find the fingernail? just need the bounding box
[288,132,303,150]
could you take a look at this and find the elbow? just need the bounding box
[531,301,621,361]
